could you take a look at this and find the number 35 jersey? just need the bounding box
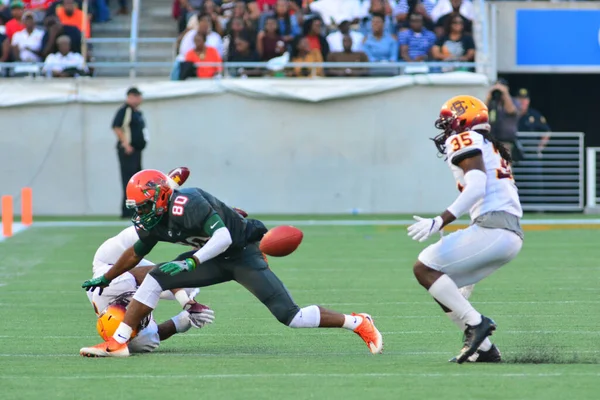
[137,188,249,252]
[444,130,523,220]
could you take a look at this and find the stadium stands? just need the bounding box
[0,0,482,77]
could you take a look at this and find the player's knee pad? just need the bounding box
[288,305,321,328]
[264,294,300,326]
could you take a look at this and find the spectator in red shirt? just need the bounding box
[184,32,222,78]
[5,0,25,40]
[303,16,328,61]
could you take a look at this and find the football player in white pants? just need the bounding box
[87,225,211,353]
[407,95,523,364]
[86,167,214,353]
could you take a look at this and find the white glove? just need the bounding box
[407,215,443,242]
[184,304,215,328]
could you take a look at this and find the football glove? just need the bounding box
[159,258,196,276]
[407,215,444,242]
[81,275,111,295]
[184,303,216,328]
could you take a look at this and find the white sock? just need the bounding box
[288,305,321,328]
[429,275,481,326]
[113,323,133,344]
[446,311,492,351]
[459,284,475,300]
[171,311,192,333]
[132,275,163,309]
[446,311,466,331]
[342,314,363,331]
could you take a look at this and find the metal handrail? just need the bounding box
[87,38,177,44]
[129,0,141,78]
[0,61,479,68]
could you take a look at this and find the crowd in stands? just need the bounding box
[172,0,477,79]
[0,0,478,78]
[0,0,94,76]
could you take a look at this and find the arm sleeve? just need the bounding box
[447,169,487,218]
[192,227,233,264]
[133,238,158,258]
[112,106,126,128]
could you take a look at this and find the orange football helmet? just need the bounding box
[126,169,173,230]
[96,291,150,340]
[96,304,135,340]
[433,95,490,155]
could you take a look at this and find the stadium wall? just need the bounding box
[1,75,489,215]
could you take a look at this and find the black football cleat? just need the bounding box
[449,344,502,363]
[455,316,497,364]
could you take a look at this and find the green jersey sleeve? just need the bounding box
[203,213,226,236]
[133,227,158,257]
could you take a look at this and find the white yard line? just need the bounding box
[0,218,596,246]
[18,218,600,229]
[0,372,599,379]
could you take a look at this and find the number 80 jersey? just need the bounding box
[444,130,523,220]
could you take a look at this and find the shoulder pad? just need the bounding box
[445,131,484,154]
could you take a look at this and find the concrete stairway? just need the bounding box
[90,0,178,77]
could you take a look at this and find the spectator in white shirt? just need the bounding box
[326,20,364,53]
[178,13,224,61]
[11,11,43,62]
[42,34,87,77]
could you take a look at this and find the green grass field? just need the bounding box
[1,220,599,400]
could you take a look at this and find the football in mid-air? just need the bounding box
[167,167,190,187]
[259,225,303,257]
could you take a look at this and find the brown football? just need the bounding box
[259,225,303,257]
[167,167,190,187]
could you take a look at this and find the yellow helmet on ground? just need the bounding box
[95,291,148,340]
[96,304,137,340]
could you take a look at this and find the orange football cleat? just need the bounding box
[352,313,383,354]
[80,337,130,358]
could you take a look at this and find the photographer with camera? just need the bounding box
[486,78,519,160]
